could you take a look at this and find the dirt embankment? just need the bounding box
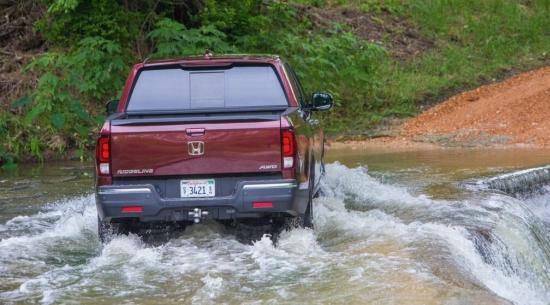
[299,5,433,59]
[331,66,550,150]
[0,1,44,109]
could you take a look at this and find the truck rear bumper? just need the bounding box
[96,179,306,222]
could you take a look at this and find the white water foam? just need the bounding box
[319,162,550,305]
[0,163,549,304]
[523,185,550,225]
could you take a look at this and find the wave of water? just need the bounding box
[321,163,550,305]
[522,185,550,227]
[482,165,550,196]
[0,162,549,304]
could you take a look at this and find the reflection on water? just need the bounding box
[0,161,93,224]
[328,147,550,199]
[0,148,549,305]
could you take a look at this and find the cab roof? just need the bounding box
[142,54,282,68]
[119,53,299,110]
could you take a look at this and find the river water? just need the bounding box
[0,148,549,305]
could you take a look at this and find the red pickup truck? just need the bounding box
[95,55,332,242]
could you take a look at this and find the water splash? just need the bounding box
[479,165,550,195]
[320,162,550,305]
[522,185,550,226]
[0,163,549,304]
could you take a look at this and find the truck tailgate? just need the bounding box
[110,119,281,177]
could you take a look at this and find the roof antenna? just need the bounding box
[204,49,213,59]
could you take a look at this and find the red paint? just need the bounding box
[186,128,205,136]
[97,175,112,186]
[121,206,143,213]
[118,63,142,112]
[252,201,273,208]
[96,55,325,188]
[110,120,281,176]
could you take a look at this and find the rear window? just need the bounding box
[127,65,288,112]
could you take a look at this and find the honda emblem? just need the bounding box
[188,141,205,156]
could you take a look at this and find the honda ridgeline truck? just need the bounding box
[95,55,332,241]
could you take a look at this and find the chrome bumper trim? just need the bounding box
[242,182,297,190]
[98,188,152,194]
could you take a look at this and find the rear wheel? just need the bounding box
[302,161,315,228]
[281,167,315,230]
[296,174,314,229]
[303,195,314,229]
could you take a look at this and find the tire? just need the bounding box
[282,164,315,230]
[302,169,314,229]
[304,157,317,228]
[302,198,314,229]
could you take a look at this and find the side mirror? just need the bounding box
[310,92,333,111]
[105,100,119,115]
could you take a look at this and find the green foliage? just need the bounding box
[47,0,80,13]
[270,31,388,130]
[36,0,143,47]
[194,0,268,38]
[148,18,233,57]
[2,0,550,165]
[0,112,22,168]
[4,37,128,161]
[358,0,404,14]
[377,0,550,120]
[295,0,404,13]
[10,96,32,109]
[0,150,17,170]
[68,37,127,98]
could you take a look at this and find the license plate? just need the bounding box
[180,179,215,198]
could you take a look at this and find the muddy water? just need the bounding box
[1,148,550,305]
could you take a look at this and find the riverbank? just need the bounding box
[3,63,549,168]
[1,1,549,167]
[3,147,550,304]
[329,65,550,151]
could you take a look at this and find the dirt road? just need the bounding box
[331,66,550,150]
[403,66,550,147]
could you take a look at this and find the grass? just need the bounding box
[313,0,550,133]
[385,0,550,107]
[1,0,549,165]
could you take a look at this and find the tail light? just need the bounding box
[281,129,295,169]
[252,201,273,209]
[121,206,143,213]
[96,136,110,175]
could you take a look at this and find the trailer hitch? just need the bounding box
[188,208,209,223]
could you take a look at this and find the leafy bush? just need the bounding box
[37,0,143,47]
[6,37,129,161]
[148,18,233,58]
[193,0,269,39]
[270,31,388,130]
[1,0,549,165]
